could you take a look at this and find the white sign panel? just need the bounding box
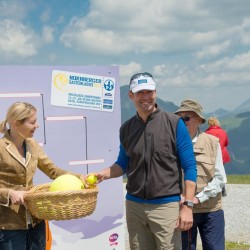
[51,70,115,112]
[0,66,124,250]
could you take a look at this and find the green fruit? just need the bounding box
[87,175,97,185]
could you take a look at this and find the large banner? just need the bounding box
[0,66,125,250]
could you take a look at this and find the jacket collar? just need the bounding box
[207,125,221,130]
[2,131,32,167]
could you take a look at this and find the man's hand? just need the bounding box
[176,205,193,231]
[193,197,200,205]
[82,173,100,188]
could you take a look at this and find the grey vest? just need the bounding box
[120,107,182,199]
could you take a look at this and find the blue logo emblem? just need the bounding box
[138,79,147,84]
[104,79,114,91]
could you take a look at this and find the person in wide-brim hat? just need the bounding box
[175,99,206,123]
[175,98,227,250]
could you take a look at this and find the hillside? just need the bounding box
[120,86,250,174]
[120,85,178,122]
[225,112,250,174]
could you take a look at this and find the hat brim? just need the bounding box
[131,85,156,93]
[175,108,206,123]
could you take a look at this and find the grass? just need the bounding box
[227,175,250,184]
[226,241,250,250]
[197,242,250,250]
[220,115,246,131]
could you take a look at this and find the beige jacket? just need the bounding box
[193,132,222,213]
[0,132,81,229]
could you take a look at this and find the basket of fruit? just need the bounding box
[24,174,98,221]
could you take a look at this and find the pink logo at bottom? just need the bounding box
[109,233,119,243]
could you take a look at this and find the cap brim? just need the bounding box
[131,85,156,93]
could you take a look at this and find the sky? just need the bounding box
[0,0,250,112]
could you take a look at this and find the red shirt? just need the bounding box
[205,125,231,164]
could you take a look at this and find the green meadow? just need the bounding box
[227,175,250,184]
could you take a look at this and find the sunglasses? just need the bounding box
[130,72,153,83]
[182,116,193,122]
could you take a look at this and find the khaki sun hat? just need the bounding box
[175,99,206,123]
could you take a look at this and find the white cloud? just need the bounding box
[0,19,38,58]
[0,0,32,20]
[216,53,250,73]
[118,62,142,78]
[240,18,250,45]
[153,65,168,77]
[152,49,250,94]
[0,19,55,61]
[59,0,250,57]
[0,0,249,111]
[195,40,231,59]
[60,26,131,55]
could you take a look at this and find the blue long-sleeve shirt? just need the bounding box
[115,118,196,204]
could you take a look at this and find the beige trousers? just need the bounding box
[126,200,182,250]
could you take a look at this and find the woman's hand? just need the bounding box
[9,190,27,206]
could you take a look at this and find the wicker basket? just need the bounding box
[24,183,98,221]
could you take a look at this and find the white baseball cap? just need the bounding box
[129,72,156,93]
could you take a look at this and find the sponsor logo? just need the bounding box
[109,233,119,247]
[53,73,69,92]
[103,105,113,110]
[103,99,113,104]
[104,79,114,91]
[69,75,101,87]
[138,79,147,84]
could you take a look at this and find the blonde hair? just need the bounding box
[0,102,37,134]
[207,116,220,126]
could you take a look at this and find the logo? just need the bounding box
[104,79,114,91]
[103,99,113,104]
[138,79,147,84]
[53,73,69,92]
[109,233,119,247]
[105,93,113,97]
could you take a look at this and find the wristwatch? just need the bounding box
[183,200,194,208]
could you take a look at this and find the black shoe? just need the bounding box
[222,187,227,197]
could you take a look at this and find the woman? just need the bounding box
[205,116,231,196]
[0,102,83,250]
[205,116,230,164]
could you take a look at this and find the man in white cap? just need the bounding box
[175,99,227,250]
[89,73,197,250]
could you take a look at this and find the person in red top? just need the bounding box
[205,116,231,196]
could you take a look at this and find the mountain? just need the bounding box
[225,111,250,174]
[205,98,250,118]
[120,86,250,174]
[234,98,250,114]
[120,85,178,123]
[206,108,231,118]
